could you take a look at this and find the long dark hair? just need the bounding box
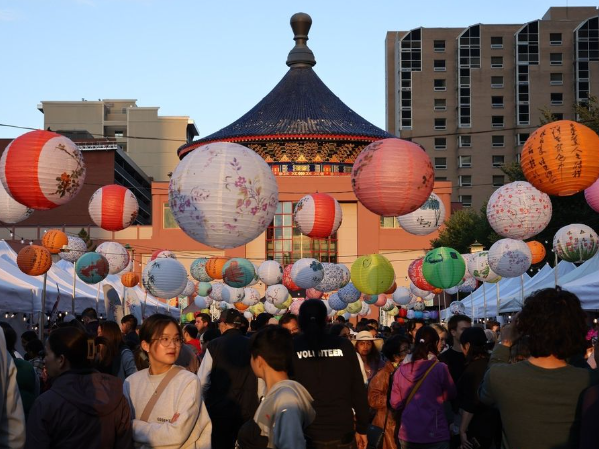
[459,327,490,364]
[411,326,440,362]
[355,340,381,367]
[47,327,92,370]
[298,299,327,351]
[95,321,124,374]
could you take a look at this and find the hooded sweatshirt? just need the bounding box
[390,358,456,444]
[25,369,133,449]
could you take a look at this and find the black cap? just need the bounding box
[220,309,243,326]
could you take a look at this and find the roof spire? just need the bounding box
[286,12,316,68]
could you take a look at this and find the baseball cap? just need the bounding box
[219,309,243,326]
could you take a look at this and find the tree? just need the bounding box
[78,228,96,251]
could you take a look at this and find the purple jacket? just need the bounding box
[390,358,456,444]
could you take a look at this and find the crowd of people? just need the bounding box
[0,287,598,449]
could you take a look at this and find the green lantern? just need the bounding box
[275,295,293,310]
[197,282,212,297]
[222,258,256,288]
[347,300,363,314]
[422,247,465,289]
[351,254,395,295]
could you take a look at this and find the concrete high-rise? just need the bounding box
[386,7,599,209]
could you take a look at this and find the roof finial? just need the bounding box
[287,12,316,68]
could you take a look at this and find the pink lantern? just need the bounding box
[88,184,139,231]
[374,294,388,307]
[408,258,435,291]
[351,138,434,216]
[305,288,323,299]
[294,193,343,238]
[584,178,599,213]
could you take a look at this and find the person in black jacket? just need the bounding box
[198,308,259,449]
[292,299,369,449]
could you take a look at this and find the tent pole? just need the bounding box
[483,283,487,321]
[496,282,500,320]
[554,253,559,287]
[72,262,76,315]
[95,283,100,316]
[40,272,48,340]
[521,274,525,303]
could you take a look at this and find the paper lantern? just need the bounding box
[258,260,283,286]
[351,138,434,216]
[414,311,424,319]
[222,258,256,288]
[338,265,351,289]
[222,285,245,303]
[275,296,292,310]
[467,251,502,283]
[234,302,249,311]
[42,229,68,255]
[458,276,478,293]
[0,182,33,224]
[487,181,552,240]
[151,249,177,260]
[351,254,395,295]
[398,308,408,318]
[408,258,435,291]
[293,193,343,238]
[413,300,425,311]
[374,294,388,307]
[194,296,208,309]
[521,120,599,196]
[305,288,323,299]
[409,281,430,299]
[290,258,324,289]
[289,299,305,315]
[347,300,362,314]
[315,263,346,292]
[209,283,225,301]
[250,302,265,316]
[264,301,284,315]
[181,280,196,297]
[283,264,301,291]
[363,294,378,305]
[0,130,86,210]
[190,258,212,282]
[75,252,110,284]
[96,242,130,275]
[121,272,140,288]
[422,247,465,289]
[88,184,139,231]
[216,301,230,312]
[58,236,87,263]
[553,224,599,263]
[385,282,397,295]
[398,193,446,236]
[449,301,466,315]
[445,286,460,295]
[527,241,547,264]
[429,310,439,320]
[197,282,212,297]
[488,239,532,278]
[242,287,261,306]
[265,284,290,306]
[248,264,260,286]
[406,310,415,319]
[206,257,230,280]
[584,178,599,213]
[328,292,346,311]
[142,258,188,298]
[168,142,279,249]
[17,245,52,276]
[392,287,411,306]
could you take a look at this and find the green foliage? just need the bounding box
[78,228,96,252]
[500,162,526,182]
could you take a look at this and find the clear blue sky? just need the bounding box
[0,0,596,139]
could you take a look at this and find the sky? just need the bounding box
[1,0,597,140]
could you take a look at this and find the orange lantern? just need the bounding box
[205,256,229,280]
[121,272,140,288]
[42,229,68,254]
[234,302,249,311]
[521,120,599,196]
[17,245,52,276]
[526,241,547,264]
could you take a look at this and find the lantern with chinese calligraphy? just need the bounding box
[0,130,86,210]
[553,224,599,263]
[392,287,411,306]
[222,258,255,288]
[190,258,212,282]
[486,181,552,240]
[338,282,362,304]
[351,254,395,295]
[294,193,343,238]
[521,120,599,196]
[488,239,532,278]
[351,138,435,216]
[0,182,33,224]
[75,252,110,284]
[88,185,139,231]
[408,258,436,291]
[398,193,446,236]
[41,229,68,255]
[206,256,229,280]
[283,264,301,291]
[96,242,130,275]
[17,245,52,276]
[526,241,547,264]
[142,258,188,299]
[422,247,465,289]
[466,251,502,283]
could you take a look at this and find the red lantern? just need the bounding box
[88,185,139,231]
[398,308,408,318]
[293,193,343,238]
[408,258,435,291]
[384,282,397,295]
[283,264,301,291]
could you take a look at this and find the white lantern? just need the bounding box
[242,287,261,306]
[315,263,346,292]
[0,182,33,224]
[293,193,343,238]
[467,251,502,283]
[553,224,599,263]
[142,258,188,298]
[222,285,245,303]
[413,300,426,311]
[258,260,284,286]
[358,302,371,316]
[338,282,361,304]
[248,263,260,286]
[169,142,279,249]
[328,292,346,311]
[397,193,446,236]
[181,280,196,297]
[409,282,430,299]
[458,276,477,293]
[392,287,411,305]
[264,301,282,315]
[209,283,225,301]
[445,286,460,295]
[59,236,86,263]
[290,258,324,289]
[96,242,129,275]
[487,181,552,240]
[194,296,207,309]
[488,238,532,278]
[449,301,466,315]
[265,284,289,306]
[243,311,253,320]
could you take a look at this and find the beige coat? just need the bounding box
[368,361,396,449]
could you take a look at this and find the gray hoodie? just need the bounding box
[253,380,315,449]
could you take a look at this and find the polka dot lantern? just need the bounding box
[315,263,346,292]
[59,236,87,263]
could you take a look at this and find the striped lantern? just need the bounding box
[488,239,532,278]
[351,254,395,295]
[553,224,599,263]
[59,236,87,263]
[338,282,361,304]
[190,258,212,282]
[75,252,110,284]
[142,258,188,298]
[0,130,86,210]
[42,229,68,254]
[88,184,139,231]
[258,260,284,286]
[398,193,446,236]
[222,258,256,288]
[290,258,324,289]
[526,241,547,264]
[96,241,130,274]
[467,251,502,283]
[293,193,342,238]
[0,181,33,224]
[422,247,465,289]
[17,245,52,276]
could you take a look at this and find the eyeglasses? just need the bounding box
[152,336,183,347]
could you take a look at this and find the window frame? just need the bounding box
[550,33,562,46]
[434,118,447,130]
[459,195,472,207]
[434,137,447,150]
[459,135,472,148]
[433,40,446,52]
[490,36,503,49]
[434,98,447,111]
[550,72,564,86]
[434,157,448,169]
[492,155,505,167]
[491,115,505,128]
[550,92,564,105]
[550,53,563,66]
[459,175,472,187]
[434,59,447,72]
[492,135,505,147]
[491,56,504,68]
[459,155,472,168]
[492,175,505,187]
[434,79,447,91]
[491,76,504,88]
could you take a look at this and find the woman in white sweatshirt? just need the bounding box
[123,314,210,449]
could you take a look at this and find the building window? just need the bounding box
[491,36,503,48]
[491,96,504,108]
[516,153,521,163]
[553,112,564,120]
[434,118,447,130]
[434,40,446,52]
[434,59,446,71]
[459,135,472,147]
[491,56,503,68]
[435,177,447,181]
[434,98,447,111]
[459,155,472,168]
[551,92,563,105]
[114,130,124,138]
[459,175,472,187]
[459,195,472,207]
[266,202,337,264]
[518,104,530,125]
[434,79,447,91]
[492,155,505,167]
[550,33,562,45]
[491,76,504,88]
[163,204,180,229]
[550,72,563,85]
[434,137,447,150]
[517,133,530,145]
[434,157,447,169]
[492,135,505,147]
[380,216,401,229]
[492,116,504,128]
[550,53,563,65]
[493,175,505,187]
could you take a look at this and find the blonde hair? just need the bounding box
[430,323,448,336]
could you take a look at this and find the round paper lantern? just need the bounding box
[234,302,249,311]
[194,296,208,309]
[351,138,434,216]
[275,296,292,310]
[121,272,139,288]
[197,282,212,297]
[363,294,378,305]
[305,288,323,299]
[250,302,265,316]
[398,193,446,236]
[42,229,68,254]
[265,284,290,306]
[347,300,362,314]
[75,252,109,284]
[398,308,408,318]
[422,247,465,289]
[553,224,599,263]
[222,285,245,303]
[521,120,599,196]
[488,239,532,278]
[142,258,188,298]
[584,178,599,213]
[351,254,395,295]
[526,241,547,264]
[392,287,411,306]
[445,286,460,295]
[0,182,33,224]
[315,263,346,292]
[409,282,430,299]
[0,130,86,210]
[258,260,284,286]
[374,294,388,307]
[17,245,52,276]
[429,310,439,320]
[151,249,177,260]
[222,258,255,288]
[209,283,225,302]
[168,142,279,249]
[406,310,415,319]
[413,300,425,311]
[282,264,301,291]
[96,242,130,275]
[384,282,397,295]
[248,264,260,286]
[206,257,229,280]
[449,301,466,315]
[458,276,478,293]
[414,311,424,319]
[181,280,196,297]
[487,181,552,240]
[408,258,435,291]
[242,288,261,306]
[58,236,87,263]
[291,258,324,289]
[216,301,230,312]
[338,265,351,289]
[190,258,212,282]
[88,184,139,231]
[289,299,305,315]
[328,292,346,311]
[293,193,343,238]
[338,282,361,304]
[467,251,502,283]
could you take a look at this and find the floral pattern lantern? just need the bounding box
[96,242,130,274]
[151,249,177,260]
[553,224,599,263]
[190,258,212,282]
[467,251,502,283]
[17,245,52,276]
[88,185,139,232]
[315,263,347,292]
[222,258,256,288]
[526,241,547,265]
[486,181,552,240]
[392,287,411,306]
[222,285,245,303]
[209,283,225,302]
[265,284,289,306]
[42,229,68,255]
[242,288,261,306]
[351,138,435,216]
[181,280,196,297]
[169,142,279,249]
[282,264,301,291]
[142,258,188,298]
[408,258,435,291]
[75,252,110,284]
[338,282,362,304]
[290,258,324,289]
[121,272,139,288]
[398,193,446,236]
[458,275,478,293]
[206,257,229,280]
[449,301,466,315]
[521,120,599,196]
[197,282,212,297]
[584,177,599,213]
[422,247,465,289]
[0,130,86,210]
[0,182,33,224]
[59,236,87,263]
[409,281,430,299]
[358,302,371,317]
[293,193,343,238]
[488,239,532,278]
[338,265,351,288]
[305,288,323,299]
[351,254,395,295]
[258,260,284,286]
[328,292,347,311]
